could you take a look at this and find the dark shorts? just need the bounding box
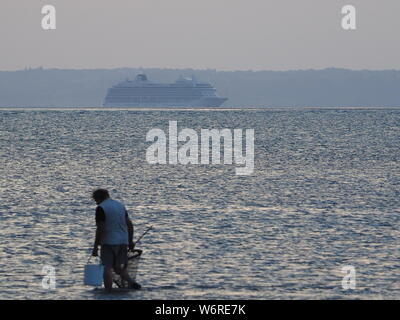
[100,244,128,268]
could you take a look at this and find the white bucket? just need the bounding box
[84,257,104,286]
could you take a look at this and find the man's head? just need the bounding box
[92,189,110,205]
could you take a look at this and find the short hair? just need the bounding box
[92,189,110,202]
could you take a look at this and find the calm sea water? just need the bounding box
[0,108,399,300]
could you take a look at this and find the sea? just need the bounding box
[0,107,399,300]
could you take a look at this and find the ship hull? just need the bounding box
[103,97,228,108]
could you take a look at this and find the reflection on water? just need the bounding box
[0,108,399,299]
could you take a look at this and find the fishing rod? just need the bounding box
[134,225,153,246]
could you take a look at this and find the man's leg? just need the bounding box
[103,266,113,292]
[100,245,114,292]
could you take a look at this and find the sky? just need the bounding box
[1,0,399,71]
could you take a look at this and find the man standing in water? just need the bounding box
[91,189,141,292]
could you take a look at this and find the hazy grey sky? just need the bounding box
[1,0,399,71]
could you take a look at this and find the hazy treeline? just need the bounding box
[0,67,399,107]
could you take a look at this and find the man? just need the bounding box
[91,188,140,292]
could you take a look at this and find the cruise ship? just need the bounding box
[103,74,228,108]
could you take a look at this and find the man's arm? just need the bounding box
[92,207,106,256]
[126,210,134,251]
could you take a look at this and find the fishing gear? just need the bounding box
[134,225,153,247]
[112,225,154,289]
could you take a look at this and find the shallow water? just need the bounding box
[0,108,399,299]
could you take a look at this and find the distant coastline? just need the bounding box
[1,67,399,108]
